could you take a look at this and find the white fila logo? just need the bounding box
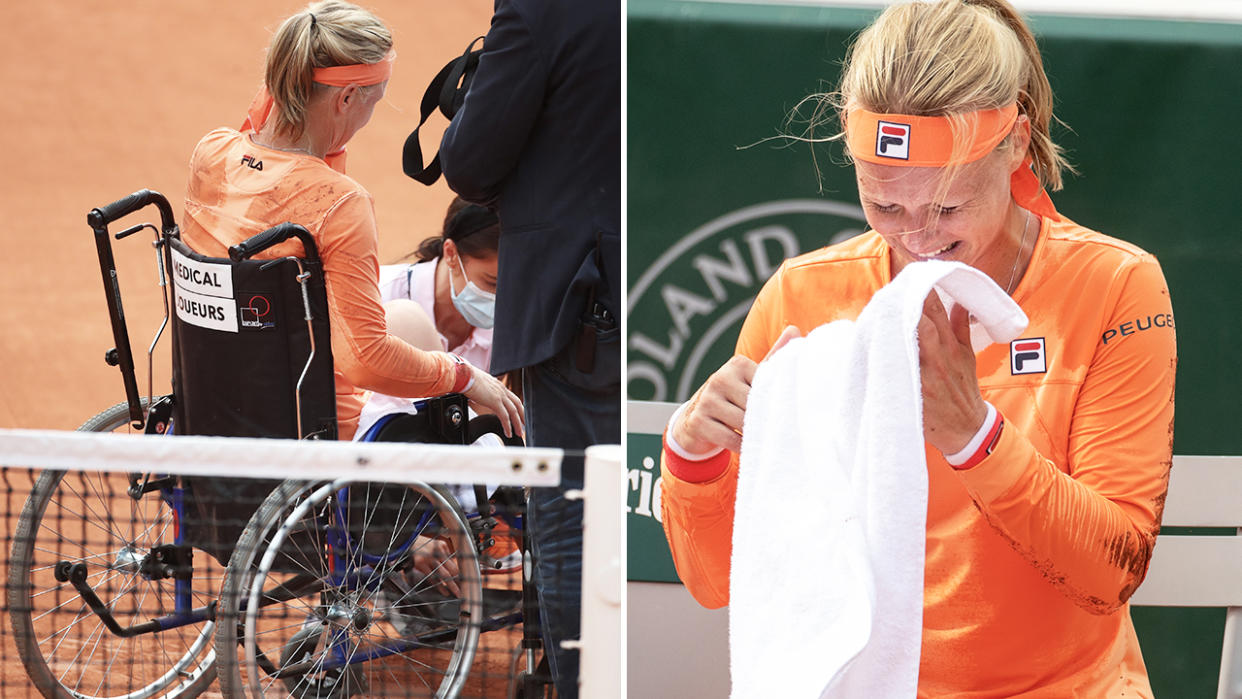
[1010,337,1047,375]
[875,120,910,160]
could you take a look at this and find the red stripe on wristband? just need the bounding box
[953,412,1004,471]
[662,431,733,483]
[449,354,472,393]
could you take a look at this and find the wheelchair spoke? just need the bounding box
[78,623,113,698]
[125,576,167,688]
[278,526,330,583]
[27,556,109,583]
[34,516,121,558]
[218,479,482,698]
[77,474,142,540]
[12,461,217,699]
[59,609,108,692]
[29,575,137,637]
[30,587,87,625]
[28,549,114,571]
[40,598,97,657]
[34,562,126,640]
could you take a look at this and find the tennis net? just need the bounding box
[0,416,621,699]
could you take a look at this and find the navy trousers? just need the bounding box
[521,321,620,698]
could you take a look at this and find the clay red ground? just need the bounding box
[0,3,526,695]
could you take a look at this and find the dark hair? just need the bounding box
[413,196,500,262]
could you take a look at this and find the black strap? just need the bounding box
[402,36,485,186]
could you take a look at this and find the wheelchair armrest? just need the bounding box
[468,413,526,448]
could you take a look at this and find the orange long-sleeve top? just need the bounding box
[181,128,456,439]
[661,217,1176,697]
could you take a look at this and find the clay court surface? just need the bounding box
[1,0,492,432]
[0,2,522,694]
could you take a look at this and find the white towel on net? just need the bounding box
[728,260,1028,699]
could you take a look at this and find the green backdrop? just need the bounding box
[627,2,1242,696]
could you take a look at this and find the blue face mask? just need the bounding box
[450,255,496,329]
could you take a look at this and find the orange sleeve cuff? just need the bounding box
[662,431,732,483]
[954,418,1034,503]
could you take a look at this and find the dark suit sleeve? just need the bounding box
[441,0,547,206]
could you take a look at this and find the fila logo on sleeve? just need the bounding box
[876,121,911,160]
[1011,337,1047,375]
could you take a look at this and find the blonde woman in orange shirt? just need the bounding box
[661,0,1176,695]
[181,1,522,442]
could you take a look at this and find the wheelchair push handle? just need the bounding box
[87,188,178,430]
[87,189,176,233]
[229,222,319,264]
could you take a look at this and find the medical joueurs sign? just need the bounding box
[171,247,238,333]
[627,199,867,402]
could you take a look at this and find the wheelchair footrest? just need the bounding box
[53,560,214,638]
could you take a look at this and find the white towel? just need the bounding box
[728,260,1027,699]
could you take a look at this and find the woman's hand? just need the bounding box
[463,365,525,439]
[410,536,461,597]
[918,293,988,455]
[671,325,801,455]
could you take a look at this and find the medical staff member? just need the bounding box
[180,1,522,441]
[377,196,498,371]
[661,0,1176,695]
[365,198,521,573]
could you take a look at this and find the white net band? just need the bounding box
[0,427,562,486]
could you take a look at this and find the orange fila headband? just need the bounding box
[846,104,1059,219]
[310,49,396,88]
[240,49,396,173]
[847,104,1017,166]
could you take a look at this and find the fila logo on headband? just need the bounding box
[875,121,911,160]
[1011,337,1047,375]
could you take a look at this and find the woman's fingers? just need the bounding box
[918,292,987,454]
[504,388,525,438]
[489,376,524,439]
[673,325,800,457]
[683,393,745,454]
[948,300,973,347]
[464,367,524,438]
[673,354,756,455]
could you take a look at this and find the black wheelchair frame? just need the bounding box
[5,190,555,698]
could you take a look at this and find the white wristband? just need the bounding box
[943,402,998,466]
[665,401,726,462]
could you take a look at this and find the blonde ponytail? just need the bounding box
[961,0,1072,190]
[265,1,392,140]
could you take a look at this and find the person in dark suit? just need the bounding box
[439,0,620,695]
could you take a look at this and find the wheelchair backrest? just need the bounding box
[166,235,337,440]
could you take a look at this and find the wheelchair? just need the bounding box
[6,190,552,698]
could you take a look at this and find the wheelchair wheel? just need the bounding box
[217,478,483,698]
[7,400,219,699]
